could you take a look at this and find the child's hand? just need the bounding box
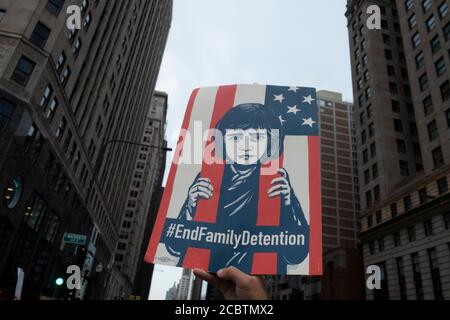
[268,168,292,206]
[188,177,214,208]
[193,267,268,300]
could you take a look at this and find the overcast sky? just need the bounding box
[149,0,352,300]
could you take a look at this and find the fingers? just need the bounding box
[278,168,288,178]
[217,266,255,289]
[270,176,288,186]
[193,269,221,287]
[190,185,213,198]
[268,184,289,197]
[193,269,233,298]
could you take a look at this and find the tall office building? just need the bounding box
[0,0,172,299]
[112,91,168,298]
[177,268,192,300]
[346,0,450,299]
[266,90,364,300]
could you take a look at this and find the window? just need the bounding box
[362,55,368,66]
[419,73,429,91]
[0,97,15,133]
[4,176,24,209]
[385,49,392,60]
[422,0,432,12]
[440,81,450,101]
[374,186,380,202]
[383,34,391,45]
[404,195,412,212]
[438,177,448,195]
[367,215,373,228]
[55,117,67,140]
[408,226,416,242]
[394,119,403,132]
[428,248,443,299]
[30,22,50,49]
[439,2,449,18]
[424,219,433,236]
[11,56,35,85]
[435,57,446,76]
[430,36,441,54]
[393,232,401,247]
[378,238,384,252]
[400,161,409,176]
[446,109,450,127]
[0,9,5,22]
[55,51,66,73]
[387,65,395,76]
[444,212,450,229]
[415,51,425,69]
[83,12,92,29]
[405,0,413,11]
[364,70,370,81]
[392,100,400,113]
[60,66,71,86]
[427,120,439,141]
[46,97,58,123]
[368,123,374,138]
[444,22,450,40]
[364,170,370,185]
[372,163,378,179]
[391,203,398,217]
[389,82,398,94]
[363,149,369,164]
[397,139,406,153]
[412,32,421,48]
[81,0,89,13]
[426,15,437,32]
[396,257,407,300]
[357,78,363,90]
[367,104,373,118]
[369,241,375,254]
[73,38,81,57]
[408,14,417,29]
[411,253,424,300]
[370,143,376,158]
[432,147,444,168]
[356,63,361,74]
[423,96,433,116]
[419,188,428,204]
[46,0,64,16]
[366,190,372,207]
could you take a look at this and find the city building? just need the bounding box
[0,0,172,300]
[177,268,192,300]
[346,0,450,299]
[165,281,178,300]
[112,91,168,298]
[266,90,364,300]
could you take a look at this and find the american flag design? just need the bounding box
[145,84,322,275]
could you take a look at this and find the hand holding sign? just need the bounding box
[187,177,214,209]
[268,168,292,206]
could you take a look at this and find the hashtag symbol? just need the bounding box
[166,223,176,237]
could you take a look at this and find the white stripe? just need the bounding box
[165,87,218,219]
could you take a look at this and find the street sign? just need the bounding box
[63,233,87,245]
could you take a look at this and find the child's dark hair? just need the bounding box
[214,103,284,161]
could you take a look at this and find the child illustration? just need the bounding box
[165,103,310,274]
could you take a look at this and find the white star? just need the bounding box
[288,86,299,93]
[274,94,285,103]
[302,118,316,128]
[279,115,287,126]
[302,95,315,105]
[286,105,300,115]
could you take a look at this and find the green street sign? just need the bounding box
[63,233,87,245]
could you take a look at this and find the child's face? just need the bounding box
[224,129,268,165]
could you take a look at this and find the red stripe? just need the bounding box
[251,253,277,275]
[144,89,199,263]
[256,156,284,226]
[194,85,238,223]
[182,248,211,270]
[308,136,322,275]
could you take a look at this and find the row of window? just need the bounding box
[374,245,446,300]
[366,176,449,229]
[369,214,450,255]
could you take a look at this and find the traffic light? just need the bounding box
[55,277,64,286]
